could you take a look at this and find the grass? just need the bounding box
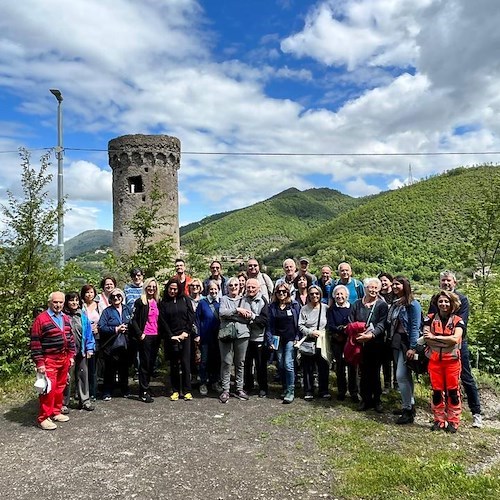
[270,380,500,500]
[0,372,34,404]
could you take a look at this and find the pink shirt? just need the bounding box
[144,299,159,336]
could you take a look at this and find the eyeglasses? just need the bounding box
[110,295,122,300]
[189,284,201,288]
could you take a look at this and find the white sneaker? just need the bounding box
[199,384,208,396]
[39,418,57,430]
[472,414,483,428]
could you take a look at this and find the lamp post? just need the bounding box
[49,88,64,268]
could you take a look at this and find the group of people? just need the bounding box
[30,257,482,434]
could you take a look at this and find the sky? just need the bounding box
[1,0,500,241]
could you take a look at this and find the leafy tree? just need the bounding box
[0,149,65,376]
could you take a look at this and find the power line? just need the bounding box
[3,146,500,157]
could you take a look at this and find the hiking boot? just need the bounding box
[396,409,414,425]
[234,390,249,401]
[431,421,447,432]
[472,414,483,428]
[61,405,69,415]
[39,418,57,430]
[258,390,267,398]
[283,391,294,404]
[304,393,314,401]
[52,414,69,422]
[184,393,193,401]
[199,384,208,396]
[447,422,458,433]
[219,391,230,404]
[170,392,180,401]
[141,393,154,403]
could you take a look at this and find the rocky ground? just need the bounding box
[1,380,498,500]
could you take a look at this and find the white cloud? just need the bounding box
[344,177,381,197]
[64,160,112,202]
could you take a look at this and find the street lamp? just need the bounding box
[49,88,64,268]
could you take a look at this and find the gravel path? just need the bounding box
[0,389,334,500]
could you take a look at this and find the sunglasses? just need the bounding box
[146,286,157,290]
[247,264,258,268]
[110,295,122,300]
[277,290,288,294]
[228,284,239,288]
[309,292,320,296]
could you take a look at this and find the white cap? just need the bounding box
[34,372,51,395]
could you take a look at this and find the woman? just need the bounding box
[81,284,101,401]
[266,283,301,403]
[387,276,422,424]
[349,278,388,412]
[298,285,330,400]
[98,288,132,401]
[97,276,117,310]
[188,277,204,382]
[195,280,221,396]
[293,274,312,307]
[130,278,165,403]
[218,276,250,403]
[327,284,358,402]
[63,292,95,411]
[160,278,195,401]
[423,290,464,432]
[237,272,247,297]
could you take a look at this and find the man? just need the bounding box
[275,258,298,295]
[298,257,317,284]
[30,291,75,430]
[173,258,193,295]
[202,260,228,297]
[328,262,364,306]
[124,267,144,312]
[241,279,270,397]
[428,271,483,428]
[246,258,274,301]
[318,265,333,304]
[124,267,144,379]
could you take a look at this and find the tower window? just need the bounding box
[128,175,143,193]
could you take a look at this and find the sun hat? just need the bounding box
[34,372,51,395]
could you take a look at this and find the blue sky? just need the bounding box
[1,0,500,240]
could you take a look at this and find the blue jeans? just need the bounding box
[460,341,481,414]
[276,340,295,392]
[396,349,414,410]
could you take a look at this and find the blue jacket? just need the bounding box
[98,304,132,346]
[265,300,301,345]
[398,300,422,349]
[195,297,220,343]
[80,311,95,355]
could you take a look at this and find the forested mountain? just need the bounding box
[180,187,357,256]
[65,229,112,259]
[265,165,500,281]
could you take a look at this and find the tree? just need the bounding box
[0,149,65,376]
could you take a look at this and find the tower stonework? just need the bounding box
[108,134,181,255]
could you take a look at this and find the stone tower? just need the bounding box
[108,134,180,255]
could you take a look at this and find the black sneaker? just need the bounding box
[446,422,458,433]
[141,393,154,403]
[304,393,314,401]
[258,390,267,398]
[396,409,414,425]
[234,390,249,401]
[431,421,447,431]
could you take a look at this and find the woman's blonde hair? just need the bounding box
[141,277,159,305]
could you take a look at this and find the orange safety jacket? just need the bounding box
[426,313,463,362]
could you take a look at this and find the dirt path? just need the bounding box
[0,390,334,500]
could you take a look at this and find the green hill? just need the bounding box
[65,229,112,259]
[180,187,358,257]
[265,165,500,281]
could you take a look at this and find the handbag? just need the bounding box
[298,304,322,357]
[218,321,237,343]
[298,340,316,356]
[103,332,128,356]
